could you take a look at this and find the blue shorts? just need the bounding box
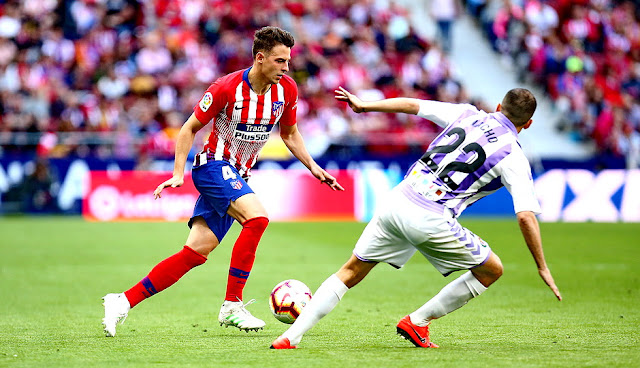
[189,161,254,241]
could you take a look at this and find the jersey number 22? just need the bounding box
[420,127,486,190]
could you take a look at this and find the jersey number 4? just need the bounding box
[222,165,237,180]
[420,127,486,191]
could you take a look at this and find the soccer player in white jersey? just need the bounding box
[102,26,343,337]
[271,87,562,349]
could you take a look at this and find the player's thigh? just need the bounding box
[227,193,268,223]
[353,209,417,269]
[415,218,492,277]
[186,216,220,256]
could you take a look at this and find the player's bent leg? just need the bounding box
[102,218,215,337]
[219,195,269,331]
[272,255,376,348]
[410,270,489,323]
[124,223,212,308]
[401,254,502,347]
[401,268,491,347]
[223,215,269,302]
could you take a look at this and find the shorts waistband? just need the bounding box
[193,153,250,180]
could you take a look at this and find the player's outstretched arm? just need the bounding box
[154,113,205,199]
[334,86,421,115]
[280,123,344,191]
[517,211,562,301]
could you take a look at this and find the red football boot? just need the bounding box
[396,315,439,348]
[270,336,297,349]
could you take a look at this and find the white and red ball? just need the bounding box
[269,279,312,324]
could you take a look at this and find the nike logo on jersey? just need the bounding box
[234,105,247,110]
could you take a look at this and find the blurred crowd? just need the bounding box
[468,0,640,167]
[0,0,484,162]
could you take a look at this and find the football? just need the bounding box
[269,279,313,324]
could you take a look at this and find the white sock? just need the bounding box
[282,274,349,345]
[409,271,487,327]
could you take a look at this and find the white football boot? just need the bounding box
[218,299,265,332]
[102,293,130,337]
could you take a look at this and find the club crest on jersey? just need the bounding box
[229,180,243,190]
[199,92,213,112]
[272,101,284,118]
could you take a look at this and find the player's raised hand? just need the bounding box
[311,166,344,191]
[335,86,366,113]
[154,175,184,199]
[538,267,562,301]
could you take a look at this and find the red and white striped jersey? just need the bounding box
[193,67,298,177]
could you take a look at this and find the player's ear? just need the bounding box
[256,52,265,64]
[496,103,501,112]
[523,119,533,129]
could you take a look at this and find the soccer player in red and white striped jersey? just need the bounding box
[192,57,299,178]
[102,27,343,337]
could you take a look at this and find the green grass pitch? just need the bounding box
[0,217,638,367]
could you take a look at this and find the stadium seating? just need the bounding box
[466,0,640,164]
[0,0,478,160]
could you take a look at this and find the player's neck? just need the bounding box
[248,67,271,95]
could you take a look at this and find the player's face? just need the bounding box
[261,44,291,84]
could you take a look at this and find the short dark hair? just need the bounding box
[252,26,295,59]
[500,88,537,126]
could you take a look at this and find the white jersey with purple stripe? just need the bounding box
[399,100,541,217]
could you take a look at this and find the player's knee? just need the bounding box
[493,262,504,280]
[186,218,220,256]
[243,216,269,231]
[188,241,217,257]
[489,255,504,280]
[337,257,376,288]
[473,253,503,286]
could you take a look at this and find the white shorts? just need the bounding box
[353,186,492,276]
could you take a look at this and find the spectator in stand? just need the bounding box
[525,0,558,38]
[0,0,485,160]
[136,31,173,76]
[562,4,593,50]
[97,66,130,100]
[0,2,21,39]
[466,0,640,165]
[429,0,461,54]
